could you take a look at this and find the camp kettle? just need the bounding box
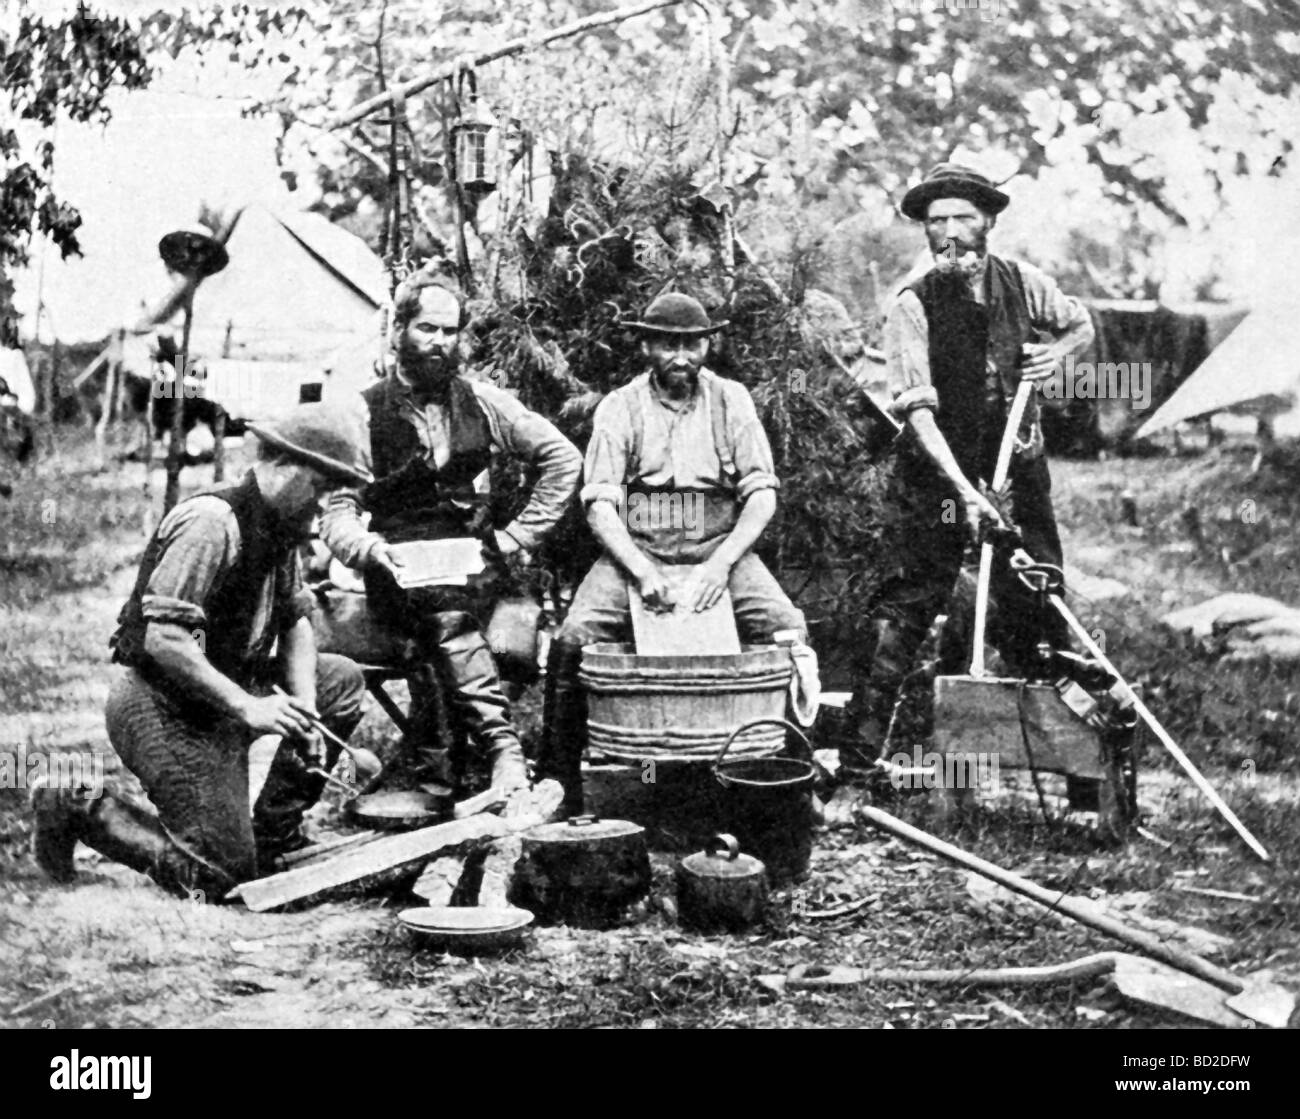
[676,834,768,932]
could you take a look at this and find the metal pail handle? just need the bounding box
[712,717,812,775]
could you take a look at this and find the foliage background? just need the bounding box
[4,0,1300,672]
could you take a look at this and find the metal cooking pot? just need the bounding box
[676,833,768,932]
[513,815,650,927]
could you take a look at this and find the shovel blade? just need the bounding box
[1225,976,1297,1030]
[1110,954,1248,1029]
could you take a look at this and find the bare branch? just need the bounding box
[326,0,687,132]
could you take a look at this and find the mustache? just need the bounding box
[936,237,980,254]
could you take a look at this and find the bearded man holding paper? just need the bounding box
[321,270,581,792]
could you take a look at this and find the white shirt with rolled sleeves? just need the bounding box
[580,367,779,507]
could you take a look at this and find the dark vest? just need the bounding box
[110,471,294,690]
[906,255,1034,482]
[360,375,494,543]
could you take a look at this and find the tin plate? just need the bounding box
[397,906,534,951]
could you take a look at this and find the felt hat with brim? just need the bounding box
[899,163,1010,222]
[247,404,373,487]
[624,292,729,335]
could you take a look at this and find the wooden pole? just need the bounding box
[325,0,685,131]
[112,329,127,421]
[92,350,115,464]
[43,341,58,456]
[142,362,155,517]
[212,406,226,482]
[970,379,1034,676]
[163,292,194,513]
[1035,578,1272,863]
[860,805,1245,993]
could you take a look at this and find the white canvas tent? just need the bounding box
[1136,297,1300,439]
[0,348,36,414]
[9,84,392,420]
[29,203,391,422]
[189,205,389,418]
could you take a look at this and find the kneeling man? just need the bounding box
[32,405,370,900]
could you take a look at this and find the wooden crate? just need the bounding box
[931,675,1137,841]
[933,676,1108,777]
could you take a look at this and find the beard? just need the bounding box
[397,334,458,387]
[928,227,990,277]
[650,359,701,397]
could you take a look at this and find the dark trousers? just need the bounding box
[104,653,365,898]
[843,449,1068,768]
[364,563,520,777]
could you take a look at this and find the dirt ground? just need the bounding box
[2,432,1297,1029]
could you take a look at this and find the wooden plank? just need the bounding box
[453,786,508,819]
[478,836,524,908]
[233,779,565,912]
[411,855,468,905]
[630,566,740,656]
[234,815,508,911]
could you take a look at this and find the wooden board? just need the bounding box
[233,779,565,912]
[411,855,469,905]
[932,675,1106,779]
[234,815,508,911]
[630,565,740,656]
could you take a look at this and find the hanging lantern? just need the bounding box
[451,75,498,196]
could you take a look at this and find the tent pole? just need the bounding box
[212,319,233,483]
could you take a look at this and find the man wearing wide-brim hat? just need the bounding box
[835,163,1095,800]
[31,404,371,900]
[536,292,808,813]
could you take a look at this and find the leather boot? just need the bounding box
[840,616,932,781]
[536,639,587,816]
[31,781,206,898]
[30,778,86,883]
[436,618,529,792]
[404,659,463,785]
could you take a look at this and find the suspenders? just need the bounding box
[623,370,736,483]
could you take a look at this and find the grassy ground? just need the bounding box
[1,427,1297,1029]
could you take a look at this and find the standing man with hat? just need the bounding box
[320,270,581,796]
[835,163,1094,797]
[31,404,371,900]
[536,292,807,813]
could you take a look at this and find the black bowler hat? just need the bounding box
[624,292,728,335]
[899,163,1010,221]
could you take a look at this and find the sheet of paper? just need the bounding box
[390,538,485,589]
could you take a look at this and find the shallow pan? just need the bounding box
[349,788,451,830]
[397,906,534,952]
